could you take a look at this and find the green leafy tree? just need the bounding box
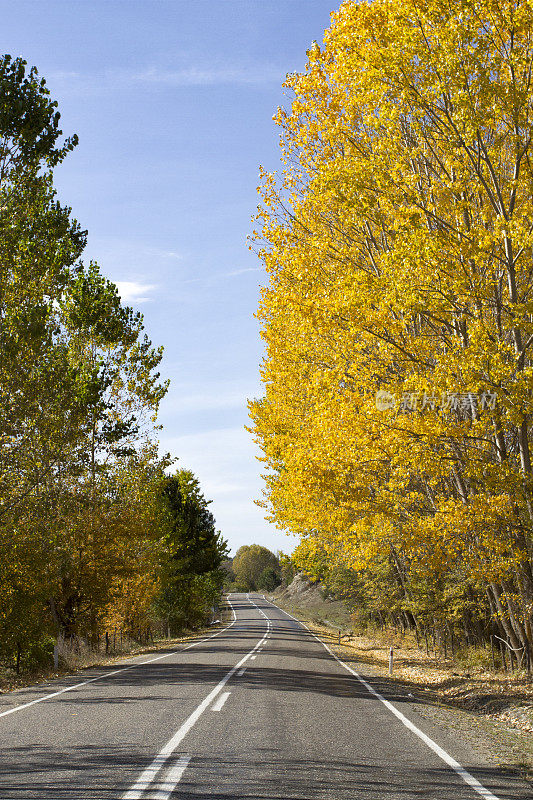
[0,55,172,666]
[257,567,281,592]
[0,54,227,674]
[232,545,280,591]
[0,57,90,662]
[0,54,78,182]
[219,559,236,590]
[157,469,228,630]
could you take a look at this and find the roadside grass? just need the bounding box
[271,594,533,782]
[0,602,233,696]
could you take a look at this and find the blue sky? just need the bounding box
[2,0,338,554]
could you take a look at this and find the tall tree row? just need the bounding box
[250,0,533,664]
[0,56,226,672]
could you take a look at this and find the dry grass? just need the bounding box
[0,605,233,696]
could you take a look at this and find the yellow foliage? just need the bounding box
[250,0,533,644]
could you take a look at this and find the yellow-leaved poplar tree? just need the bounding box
[250,0,533,661]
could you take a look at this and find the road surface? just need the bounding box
[0,593,529,799]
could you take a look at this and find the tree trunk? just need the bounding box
[489,583,522,651]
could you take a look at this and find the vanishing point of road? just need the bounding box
[0,594,529,799]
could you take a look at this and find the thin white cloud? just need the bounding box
[202,479,242,495]
[47,64,286,93]
[94,239,182,263]
[178,267,260,289]
[166,393,246,414]
[115,280,156,303]
[133,65,285,86]
[162,382,260,415]
[46,70,81,80]
[223,267,261,277]
[160,427,260,484]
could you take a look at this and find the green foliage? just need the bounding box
[219,559,236,590]
[162,470,228,576]
[0,56,225,673]
[455,646,496,673]
[156,469,229,630]
[230,580,251,593]
[257,567,282,592]
[232,544,280,591]
[23,636,55,672]
[0,54,78,175]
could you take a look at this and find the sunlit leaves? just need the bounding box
[250,0,533,649]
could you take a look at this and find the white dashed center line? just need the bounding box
[122,596,270,799]
[211,692,231,712]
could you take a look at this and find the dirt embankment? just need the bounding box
[273,572,352,627]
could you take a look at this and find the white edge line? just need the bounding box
[122,595,270,799]
[0,598,237,720]
[264,599,501,800]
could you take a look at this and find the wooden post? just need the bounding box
[389,646,394,676]
[338,629,341,645]
[500,641,507,672]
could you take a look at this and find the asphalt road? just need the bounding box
[0,593,530,799]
